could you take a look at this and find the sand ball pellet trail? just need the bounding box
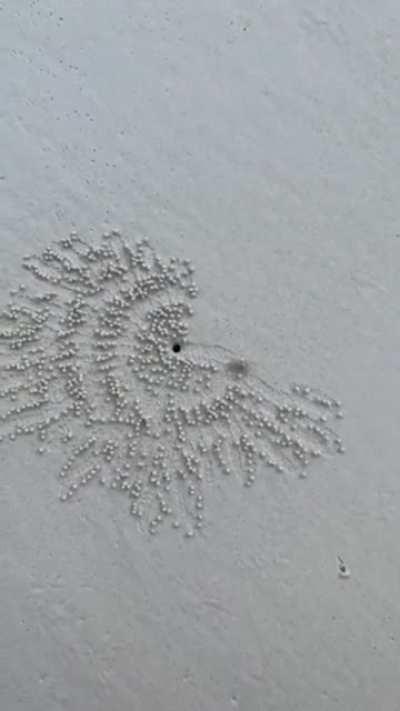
[0,231,345,537]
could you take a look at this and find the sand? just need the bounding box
[1,2,400,710]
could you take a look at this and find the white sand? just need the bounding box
[1,2,400,710]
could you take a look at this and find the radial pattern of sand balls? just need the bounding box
[0,230,344,536]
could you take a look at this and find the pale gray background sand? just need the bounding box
[1,2,400,710]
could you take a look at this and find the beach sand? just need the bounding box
[1,3,400,710]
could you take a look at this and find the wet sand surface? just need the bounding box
[1,3,400,710]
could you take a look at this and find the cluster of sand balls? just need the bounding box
[0,230,344,537]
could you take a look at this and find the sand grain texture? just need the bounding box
[1,2,400,710]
